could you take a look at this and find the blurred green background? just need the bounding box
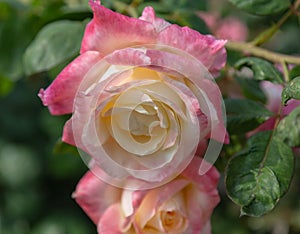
[1,0,300,233]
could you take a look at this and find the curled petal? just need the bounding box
[182,157,220,192]
[139,7,170,33]
[81,0,157,54]
[105,48,151,66]
[97,203,130,234]
[182,157,220,233]
[72,170,121,224]
[38,51,101,115]
[157,24,227,76]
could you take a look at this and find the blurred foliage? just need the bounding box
[0,0,300,233]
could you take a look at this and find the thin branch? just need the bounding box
[226,41,300,66]
[250,0,300,46]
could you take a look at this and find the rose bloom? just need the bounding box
[39,0,227,187]
[73,157,220,234]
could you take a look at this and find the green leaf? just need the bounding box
[282,76,300,105]
[23,20,87,76]
[225,99,273,134]
[289,66,300,80]
[235,76,267,103]
[229,0,290,15]
[276,106,300,147]
[235,57,284,84]
[0,75,14,96]
[226,131,294,217]
[173,10,209,33]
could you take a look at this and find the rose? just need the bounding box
[73,157,220,234]
[39,0,227,188]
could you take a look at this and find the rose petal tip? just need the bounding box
[38,88,47,106]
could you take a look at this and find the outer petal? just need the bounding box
[80,1,157,54]
[157,24,227,76]
[139,7,170,33]
[72,170,121,224]
[182,157,220,192]
[38,51,101,115]
[97,204,124,234]
[182,157,220,233]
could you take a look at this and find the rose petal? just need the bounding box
[72,170,122,224]
[105,48,151,66]
[133,179,190,230]
[97,203,124,234]
[157,24,227,76]
[139,6,170,33]
[182,157,220,233]
[81,0,157,54]
[38,51,101,115]
[145,49,228,143]
[182,157,220,192]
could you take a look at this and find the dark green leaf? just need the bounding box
[225,99,273,134]
[282,77,300,105]
[235,76,267,103]
[276,106,300,147]
[235,57,284,84]
[173,11,209,33]
[53,139,79,156]
[229,0,290,15]
[226,131,294,217]
[23,20,87,76]
[290,66,300,80]
[0,75,14,96]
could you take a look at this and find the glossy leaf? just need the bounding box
[226,131,294,217]
[289,66,300,80]
[23,20,87,75]
[276,106,300,147]
[229,0,290,15]
[225,99,273,134]
[235,57,284,84]
[282,77,300,105]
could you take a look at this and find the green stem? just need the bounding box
[226,41,300,66]
[281,61,290,83]
[251,0,300,46]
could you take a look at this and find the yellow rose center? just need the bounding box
[160,210,187,232]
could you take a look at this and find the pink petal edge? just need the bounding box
[39,51,101,115]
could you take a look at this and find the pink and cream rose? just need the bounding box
[73,157,220,234]
[39,0,227,187]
